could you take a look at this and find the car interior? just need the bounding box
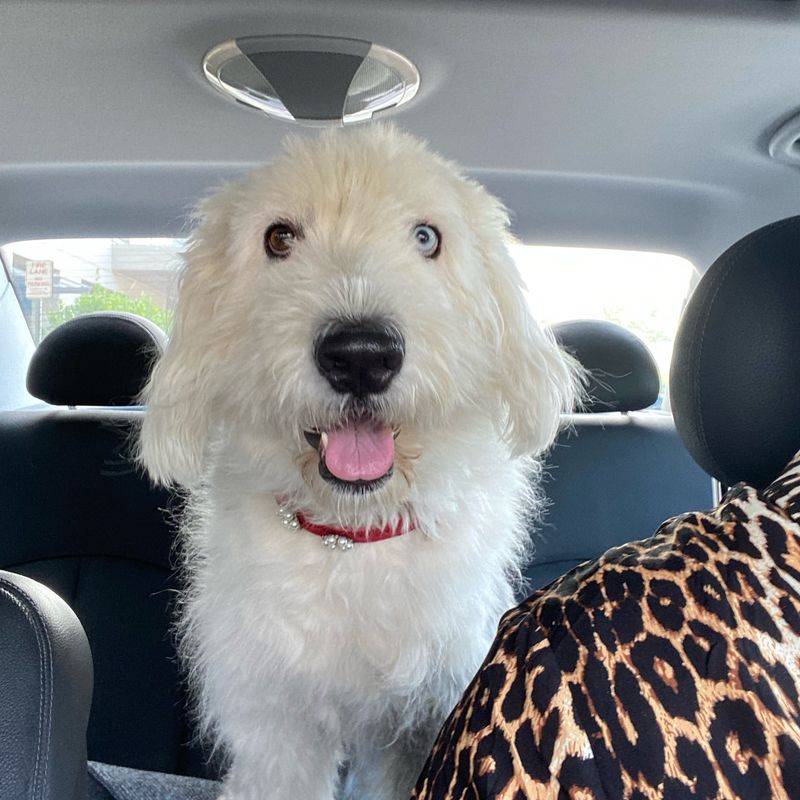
[1,1,799,797]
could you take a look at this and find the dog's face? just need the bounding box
[139,126,578,525]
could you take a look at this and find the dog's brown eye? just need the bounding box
[413,224,441,259]
[265,222,300,259]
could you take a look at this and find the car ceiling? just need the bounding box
[1,0,800,269]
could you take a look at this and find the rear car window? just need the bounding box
[512,245,697,408]
[1,238,181,344]
[2,238,695,407]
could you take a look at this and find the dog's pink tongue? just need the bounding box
[324,422,395,482]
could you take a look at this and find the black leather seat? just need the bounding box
[528,319,714,589]
[0,313,215,781]
[0,569,93,800]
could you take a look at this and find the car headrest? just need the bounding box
[27,312,167,407]
[551,319,660,412]
[670,216,800,490]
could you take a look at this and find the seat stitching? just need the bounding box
[0,580,51,800]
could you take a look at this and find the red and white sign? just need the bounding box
[24,260,53,299]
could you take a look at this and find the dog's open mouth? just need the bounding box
[304,418,397,494]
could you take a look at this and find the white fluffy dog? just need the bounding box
[138,125,579,800]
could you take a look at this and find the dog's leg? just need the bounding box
[215,704,344,800]
[344,724,439,800]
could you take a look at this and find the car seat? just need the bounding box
[527,319,714,590]
[0,312,214,780]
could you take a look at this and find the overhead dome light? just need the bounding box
[768,110,800,167]
[202,35,420,125]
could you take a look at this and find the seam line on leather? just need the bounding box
[0,580,52,800]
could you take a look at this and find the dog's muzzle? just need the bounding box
[314,318,404,398]
[308,319,404,493]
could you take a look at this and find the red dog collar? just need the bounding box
[276,501,413,550]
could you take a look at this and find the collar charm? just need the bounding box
[322,534,354,551]
[276,504,301,530]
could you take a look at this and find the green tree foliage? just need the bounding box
[601,304,671,345]
[47,285,173,333]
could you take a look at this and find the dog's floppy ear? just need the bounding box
[466,185,584,457]
[137,193,232,487]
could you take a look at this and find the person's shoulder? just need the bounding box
[509,508,731,663]
[761,450,800,522]
[521,510,713,616]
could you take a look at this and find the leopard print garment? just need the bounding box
[413,452,800,799]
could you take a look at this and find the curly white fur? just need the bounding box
[138,125,581,800]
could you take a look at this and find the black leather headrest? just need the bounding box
[670,216,800,489]
[552,319,660,412]
[27,312,167,406]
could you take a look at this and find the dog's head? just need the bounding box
[138,125,580,524]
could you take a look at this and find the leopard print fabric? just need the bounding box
[413,452,800,799]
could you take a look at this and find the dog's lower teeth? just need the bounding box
[304,430,322,449]
[320,431,329,451]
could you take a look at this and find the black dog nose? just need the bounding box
[315,320,405,397]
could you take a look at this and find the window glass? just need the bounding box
[1,238,182,344]
[510,245,697,408]
[2,238,695,409]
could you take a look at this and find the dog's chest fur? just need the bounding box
[179,445,530,734]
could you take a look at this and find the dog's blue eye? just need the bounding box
[413,224,441,258]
